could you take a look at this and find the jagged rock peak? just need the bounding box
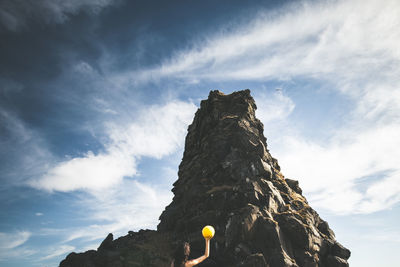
[158,89,350,266]
[159,89,281,232]
[59,89,350,267]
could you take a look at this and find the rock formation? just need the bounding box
[60,90,350,267]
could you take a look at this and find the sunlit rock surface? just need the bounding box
[60,90,350,267]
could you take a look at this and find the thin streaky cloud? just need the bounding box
[0,231,31,249]
[133,0,399,84]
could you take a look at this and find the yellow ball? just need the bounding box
[202,225,215,239]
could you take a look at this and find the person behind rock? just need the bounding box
[171,237,210,267]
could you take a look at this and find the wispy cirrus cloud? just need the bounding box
[0,108,52,188]
[0,231,35,261]
[0,231,31,249]
[134,0,399,84]
[59,179,172,244]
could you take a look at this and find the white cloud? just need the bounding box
[0,231,31,249]
[0,231,36,261]
[0,0,118,31]
[0,247,37,262]
[107,100,196,159]
[274,123,400,215]
[29,151,136,192]
[30,100,196,193]
[254,90,295,124]
[35,213,43,216]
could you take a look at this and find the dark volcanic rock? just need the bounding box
[98,233,114,251]
[242,253,268,267]
[60,90,350,267]
[60,230,172,267]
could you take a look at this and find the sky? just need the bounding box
[0,0,399,266]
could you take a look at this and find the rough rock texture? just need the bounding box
[60,90,350,267]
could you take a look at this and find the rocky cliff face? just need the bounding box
[60,90,350,267]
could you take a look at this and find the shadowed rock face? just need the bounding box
[60,90,350,267]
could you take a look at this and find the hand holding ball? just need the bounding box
[202,225,215,239]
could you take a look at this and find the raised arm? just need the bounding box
[185,238,210,267]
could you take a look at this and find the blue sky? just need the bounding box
[0,0,399,266]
